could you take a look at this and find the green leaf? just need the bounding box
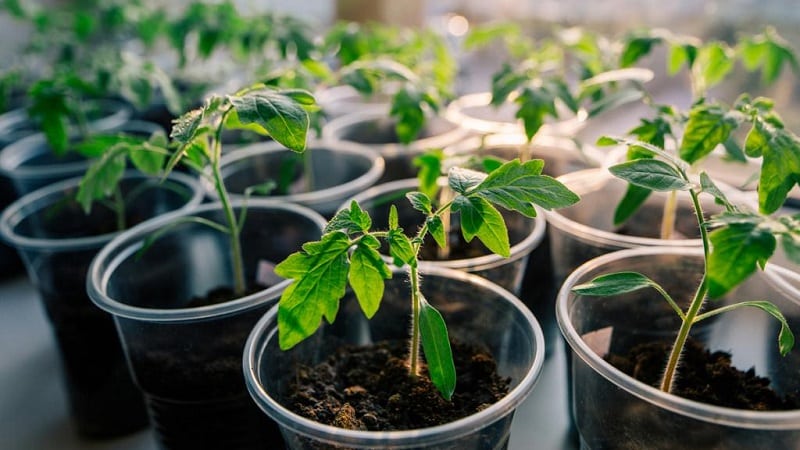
[572,271,659,296]
[739,28,800,85]
[613,184,652,226]
[413,150,443,199]
[757,128,800,214]
[679,104,738,164]
[781,232,800,265]
[419,298,456,400]
[427,215,447,248]
[667,43,697,75]
[170,107,203,145]
[744,120,770,158]
[452,196,510,257]
[388,229,416,267]
[609,159,691,192]
[620,36,662,67]
[735,301,794,356]
[325,200,372,234]
[389,204,399,230]
[229,89,311,152]
[76,145,128,213]
[276,232,352,350]
[448,166,486,195]
[390,87,426,144]
[42,112,68,156]
[708,223,776,298]
[515,85,559,141]
[472,159,578,214]
[74,134,144,158]
[695,42,735,91]
[349,241,391,318]
[406,191,432,215]
[700,172,732,208]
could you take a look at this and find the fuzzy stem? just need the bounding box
[660,190,678,240]
[660,187,711,392]
[408,264,422,378]
[405,196,457,378]
[436,186,453,260]
[213,109,246,296]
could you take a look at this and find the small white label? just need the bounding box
[581,326,613,358]
[256,260,283,287]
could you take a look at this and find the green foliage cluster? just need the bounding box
[275,158,579,398]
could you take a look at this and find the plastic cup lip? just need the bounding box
[442,132,605,174]
[321,106,470,157]
[0,119,158,181]
[87,199,327,323]
[545,168,706,249]
[0,170,203,252]
[210,139,385,207]
[556,246,800,430]
[443,91,586,137]
[244,265,545,447]
[343,177,546,271]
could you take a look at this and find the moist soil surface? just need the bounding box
[283,340,510,431]
[607,338,800,410]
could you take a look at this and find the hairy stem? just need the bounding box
[660,187,711,392]
[405,196,457,377]
[436,187,453,260]
[213,108,246,295]
[408,264,422,379]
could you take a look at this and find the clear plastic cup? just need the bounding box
[322,106,470,183]
[87,200,326,449]
[245,266,545,450]
[0,118,157,196]
[209,139,384,218]
[0,171,202,438]
[557,247,800,449]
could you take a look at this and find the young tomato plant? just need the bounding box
[465,24,652,157]
[574,125,800,392]
[613,28,798,238]
[144,84,317,297]
[275,158,579,399]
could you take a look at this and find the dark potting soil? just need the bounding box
[607,338,800,411]
[283,340,510,431]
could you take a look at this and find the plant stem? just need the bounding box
[405,196,456,378]
[213,109,246,296]
[660,187,711,392]
[660,190,678,240]
[408,264,422,379]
